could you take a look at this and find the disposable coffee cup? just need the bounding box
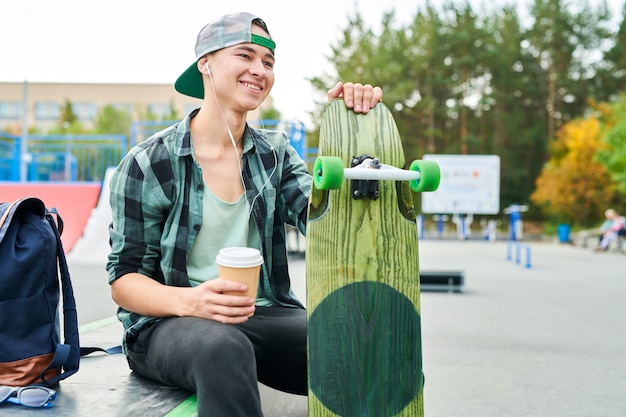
[216,247,263,304]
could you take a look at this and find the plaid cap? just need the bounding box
[175,12,275,99]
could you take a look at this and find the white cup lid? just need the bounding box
[216,247,264,268]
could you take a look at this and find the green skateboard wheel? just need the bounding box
[409,160,441,192]
[313,156,344,190]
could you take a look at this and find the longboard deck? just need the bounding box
[306,99,424,416]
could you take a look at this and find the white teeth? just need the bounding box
[242,82,261,91]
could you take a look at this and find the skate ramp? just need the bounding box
[1,182,101,252]
[67,167,115,265]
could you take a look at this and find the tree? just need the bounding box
[308,9,404,152]
[48,99,84,134]
[596,95,626,198]
[594,3,626,100]
[437,1,488,154]
[398,4,447,156]
[525,0,611,140]
[164,100,180,121]
[94,104,133,136]
[135,103,158,122]
[309,10,380,110]
[261,106,281,121]
[531,116,615,226]
[307,0,624,217]
[482,5,547,207]
[59,99,77,126]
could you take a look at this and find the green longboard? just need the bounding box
[306,99,431,417]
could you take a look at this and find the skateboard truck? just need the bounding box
[312,154,440,193]
[351,154,380,200]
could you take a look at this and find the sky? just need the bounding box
[0,0,623,128]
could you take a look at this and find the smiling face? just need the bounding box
[201,23,275,114]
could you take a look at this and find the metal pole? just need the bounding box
[20,80,29,182]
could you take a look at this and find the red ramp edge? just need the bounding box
[1,182,101,252]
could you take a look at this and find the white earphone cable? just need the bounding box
[206,63,246,192]
[205,64,278,240]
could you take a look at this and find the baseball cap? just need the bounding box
[175,12,276,99]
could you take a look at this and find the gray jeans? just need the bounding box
[126,306,307,417]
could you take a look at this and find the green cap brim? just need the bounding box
[175,61,204,99]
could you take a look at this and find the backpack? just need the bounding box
[0,197,80,386]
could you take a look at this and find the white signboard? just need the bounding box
[421,154,500,214]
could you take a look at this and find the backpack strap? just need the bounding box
[0,199,22,241]
[40,206,81,385]
[80,345,123,355]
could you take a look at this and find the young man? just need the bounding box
[106,12,382,416]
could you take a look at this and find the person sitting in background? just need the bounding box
[595,209,625,252]
[597,213,614,245]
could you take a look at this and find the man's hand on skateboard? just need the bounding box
[328,82,383,114]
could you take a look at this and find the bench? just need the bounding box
[7,317,307,417]
[613,234,626,254]
[420,270,465,292]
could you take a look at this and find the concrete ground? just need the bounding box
[68,238,626,416]
[415,239,626,417]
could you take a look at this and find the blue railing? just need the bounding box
[0,132,21,181]
[0,133,127,182]
[2,119,309,183]
[131,119,315,162]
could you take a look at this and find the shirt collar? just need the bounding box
[174,109,198,158]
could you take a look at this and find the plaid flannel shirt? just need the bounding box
[106,110,309,349]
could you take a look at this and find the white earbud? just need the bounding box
[205,63,212,76]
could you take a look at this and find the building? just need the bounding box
[0,81,266,133]
[0,82,306,183]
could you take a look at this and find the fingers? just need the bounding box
[370,86,383,108]
[191,279,256,323]
[206,294,256,323]
[345,82,360,110]
[327,81,344,101]
[210,300,256,324]
[209,277,248,294]
[327,82,384,114]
